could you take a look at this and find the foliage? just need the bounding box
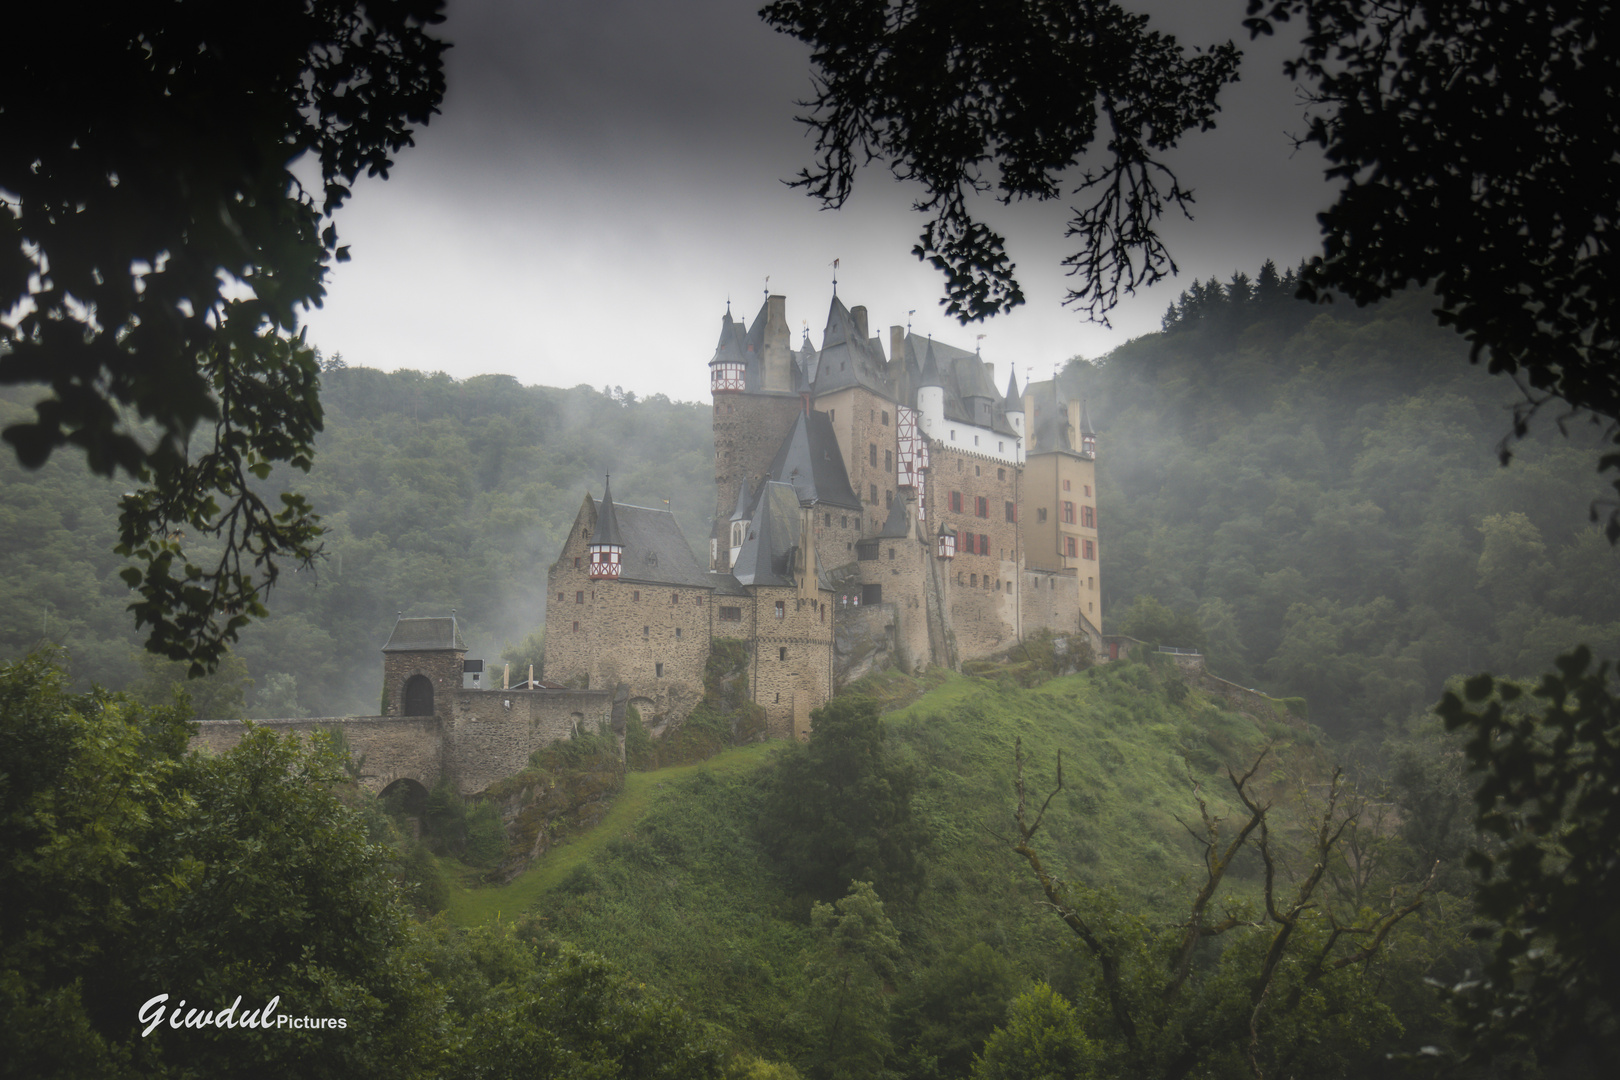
[758,696,930,906]
[892,943,1019,1080]
[1115,595,1204,651]
[995,739,1434,1080]
[0,373,716,715]
[971,982,1097,1080]
[0,649,735,1077]
[0,3,448,670]
[798,881,903,1080]
[0,650,429,1078]
[1245,0,1620,534]
[125,647,251,720]
[1435,647,1620,1071]
[759,0,1240,323]
[1085,280,1620,737]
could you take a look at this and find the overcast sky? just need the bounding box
[300,0,1334,402]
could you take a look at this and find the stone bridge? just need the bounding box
[191,617,618,801]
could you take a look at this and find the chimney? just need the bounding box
[851,305,869,346]
[890,325,905,365]
[762,294,793,391]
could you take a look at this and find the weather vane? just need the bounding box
[763,274,770,298]
[830,257,840,294]
[907,308,916,333]
[976,333,987,355]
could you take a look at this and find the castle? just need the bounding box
[542,291,1102,740]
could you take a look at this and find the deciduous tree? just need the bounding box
[0,2,448,670]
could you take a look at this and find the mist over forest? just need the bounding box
[2,267,1613,732]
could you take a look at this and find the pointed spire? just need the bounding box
[731,477,752,522]
[589,475,623,547]
[1079,394,1095,435]
[919,340,943,388]
[1004,370,1021,409]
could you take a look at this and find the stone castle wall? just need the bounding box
[927,443,1023,658]
[192,715,443,793]
[544,514,711,725]
[713,392,805,534]
[749,582,834,740]
[445,688,615,792]
[818,384,902,527]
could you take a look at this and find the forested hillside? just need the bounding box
[1074,265,1619,741]
[0,372,713,715]
[4,268,1614,731]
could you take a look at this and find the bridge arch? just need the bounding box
[379,777,430,817]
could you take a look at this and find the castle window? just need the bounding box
[1005,501,1016,523]
[672,592,679,604]
[950,429,956,440]
[829,409,835,422]
[719,606,742,622]
[820,606,825,623]
[779,647,788,661]
[825,513,832,526]
[696,595,704,605]
[979,533,989,554]
[1088,577,1095,589]
[950,490,962,513]
[957,572,964,584]
[775,692,780,703]
[1084,539,1096,560]
[976,496,988,518]
[574,557,581,568]
[1063,501,1075,524]
[882,410,890,425]
[572,621,580,632]
[643,626,649,635]
[1085,484,1092,496]
[841,515,848,527]
[974,435,980,446]
[633,590,640,601]
[975,465,981,476]
[1066,537,1078,557]
[998,468,1005,481]
[1089,601,1095,612]
[576,591,584,604]
[869,483,878,504]
[998,443,1004,452]
[861,584,882,605]
[857,540,879,561]
[995,579,1001,591]
[970,573,977,586]
[1037,508,1047,522]
[884,490,892,509]
[869,444,878,468]
[676,628,682,638]
[885,449,893,472]
[888,547,895,560]
[1082,505,1095,529]
[557,592,564,602]
[656,663,664,678]
[775,601,785,619]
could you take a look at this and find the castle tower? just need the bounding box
[1004,370,1025,447]
[381,614,466,718]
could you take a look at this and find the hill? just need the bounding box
[435,651,1331,1064]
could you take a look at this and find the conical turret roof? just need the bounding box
[919,341,943,388]
[1004,370,1022,411]
[1079,394,1095,435]
[730,478,752,522]
[589,476,623,547]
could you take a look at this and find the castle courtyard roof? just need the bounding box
[592,498,713,589]
[383,616,466,652]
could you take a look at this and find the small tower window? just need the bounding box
[676,628,682,638]
[633,590,640,601]
[779,647,788,661]
[656,662,664,678]
[775,601,786,619]
[998,468,1005,481]
[576,591,584,604]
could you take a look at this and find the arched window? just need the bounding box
[403,674,434,716]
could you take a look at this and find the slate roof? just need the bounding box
[904,332,1019,437]
[589,476,623,546]
[811,295,891,398]
[383,616,466,652]
[877,495,913,539]
[593,498,713,588]
[765,409,862,509]
[730,481,832,590]
[1004,371,1022,411]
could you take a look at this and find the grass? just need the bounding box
[444,740,783,926]
[436,654,1329,1055]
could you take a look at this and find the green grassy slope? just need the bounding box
[442,654,1324,1056]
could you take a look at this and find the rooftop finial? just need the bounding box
[976,333,987,356]
[907,308,915,334]
[830,257,840,295]
[763,274,770,298]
